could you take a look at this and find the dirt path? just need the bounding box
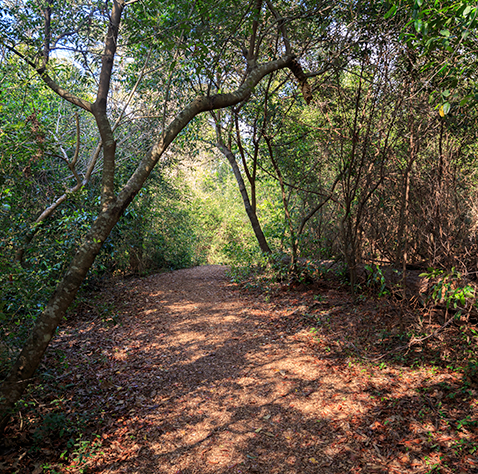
[3,265,477,473]
[98,264,353,473]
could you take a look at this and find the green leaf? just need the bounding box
[437,62,448,75]
[384,5,397,19]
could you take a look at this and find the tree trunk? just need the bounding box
[216,141,272,255]
[0,204,125,431]
[264,136,299,272]
[0,53,296,430]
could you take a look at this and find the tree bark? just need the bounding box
[0,205,124,432]
[216,140,272,255]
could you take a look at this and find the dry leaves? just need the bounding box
[0,265,476,474]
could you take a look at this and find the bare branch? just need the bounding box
[42,1,52,69]
[70,113,81,169]
[247,0,263,69]
[265,0,312,104]
[265,0,291,54]
[3,44,93,111]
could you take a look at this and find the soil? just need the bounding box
[1,265,477,473]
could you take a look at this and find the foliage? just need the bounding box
[420,267,476,311]
[390,0,478,112]
[364,264,390,297]
[1,1,478,469]
[2,0,476,324]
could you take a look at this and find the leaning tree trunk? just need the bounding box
[0,0,317,431]
[216,140,272,255]
[0,51,297,430]
[0,203,125,432]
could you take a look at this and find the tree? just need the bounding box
[214,119,274,255]
[0,0,315,429]
[390,0,478,112]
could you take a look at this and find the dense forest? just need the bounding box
[1,0,477,472]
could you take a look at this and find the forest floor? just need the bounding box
[1,265,477,474]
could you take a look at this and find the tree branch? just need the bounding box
[3,44,93,112]
[92,0,126,209]
[42,1,52,69]
[265,0,312,104]
[247,0,263,70]
[117,54,295,206]
[215,120,272,254]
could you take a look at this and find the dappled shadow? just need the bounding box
[2,266,477,473]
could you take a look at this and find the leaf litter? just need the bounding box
[0,265,477,473]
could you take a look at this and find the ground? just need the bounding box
[1,265,477,473]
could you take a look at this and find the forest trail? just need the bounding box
[92,264,362,474]
[4,265,476,473]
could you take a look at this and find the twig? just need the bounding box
[369,314,458,362]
